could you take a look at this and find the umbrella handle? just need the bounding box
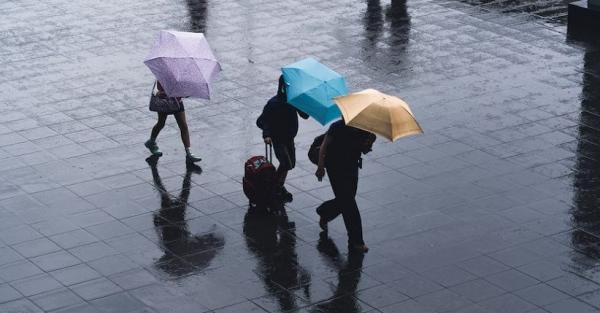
[265,143,272,163]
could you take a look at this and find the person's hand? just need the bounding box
[264,137,272,145]
[315,167,325,182]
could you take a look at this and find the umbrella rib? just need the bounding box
[324,78,346,96]
[286,68,337,90]
[387,102,395,139]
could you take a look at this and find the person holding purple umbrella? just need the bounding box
[143,30,222,164]
[144,81,202,164]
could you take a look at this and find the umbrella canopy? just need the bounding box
[334,89,423,141]
[144,30,221,99]
[282,58,348,125]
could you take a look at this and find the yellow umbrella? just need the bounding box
[333,89,423,142]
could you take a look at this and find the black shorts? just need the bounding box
[273,139,295,170]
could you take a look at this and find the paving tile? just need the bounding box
[213,301,268,313]
[85,220,136,240]
[50,264,102,286]
[90,292,147,313]
[129,284,210,313]
[30,288,84,312]
[547,274,600,296]
[11,273,63,297]
[544,298,600,313]
[485,269,540,292]
[457,256,511,277]
[362,260,412,283]
[422,265,478,287]
[50,229,99,249]
[12,237,62,258]
[478,293,537,313]
[513,283,570,307]
[0,283,23,303]
[0,225,43,245]
[577,289,600,309]
[389,273,445,298]
[415,289,473,313]
[52,303,102,313]
[516,261,565,282]
[88,254,140,276]
[0,260,43,282]
[68,242,119,262]
[30,250,81,271]
[356,284,409,309]
[379,299,434,313]
[488,246,544,268]
[108,269,158,290]
[30,217,80,236]
[70,278,123,301]
[0,299,43,313]
[449,278,506,303]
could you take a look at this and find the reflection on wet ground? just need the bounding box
[1,0,600,312]
[312,235,366,313]
[149,157,224,277]
[244,212,311,312]
[186,0,208,33]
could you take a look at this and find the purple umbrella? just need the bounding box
[144,30,221,99]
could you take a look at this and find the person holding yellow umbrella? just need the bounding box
[315,89,423,253]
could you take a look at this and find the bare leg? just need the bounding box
[150,113,168,140]
[173,111,191,148]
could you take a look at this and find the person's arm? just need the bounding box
[315,134,330,181]
[297,108,309,120]
[256,103,273,143]
[155,81,166,97]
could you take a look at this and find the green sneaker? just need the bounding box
[144,140,162,156]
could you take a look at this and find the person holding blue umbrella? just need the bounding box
[281,57,348,126]
[256,76,309,203]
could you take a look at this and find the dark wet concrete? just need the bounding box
[0,0,600,312]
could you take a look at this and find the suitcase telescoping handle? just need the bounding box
[265,143,273,163]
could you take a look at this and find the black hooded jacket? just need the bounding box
[256,94,309,141]
[257,76,309,141]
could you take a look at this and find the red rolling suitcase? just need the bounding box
[243,144,276,208]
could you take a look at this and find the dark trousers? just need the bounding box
[317,167,364,245]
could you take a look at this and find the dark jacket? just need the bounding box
[256,95,309,141]
[325,120,372,174]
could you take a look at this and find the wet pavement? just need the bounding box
[1,0,600,312]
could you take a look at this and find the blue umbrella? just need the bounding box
[282,58,348,125]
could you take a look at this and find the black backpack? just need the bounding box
[308,134,325,165]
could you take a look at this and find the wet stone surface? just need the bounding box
[1,0,600,312]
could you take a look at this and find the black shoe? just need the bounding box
[146,155,159,167]
[349,244,369,254]
[319,217,328,232]
[186,153,202,164]
[279,186,293,203]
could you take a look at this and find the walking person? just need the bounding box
[257,75,309,202]
[315,120,376,253]
[145,80,202,164]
